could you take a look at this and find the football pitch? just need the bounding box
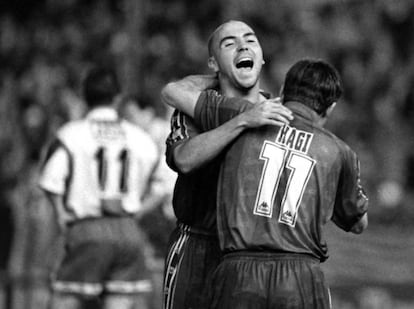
[323,222,414,307]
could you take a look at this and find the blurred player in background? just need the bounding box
[161,20,292,309]
[164,59,369,308]
[39,66,168,309]
[117,94,177,260]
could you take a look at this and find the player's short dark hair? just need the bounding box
[83,66,120,107]
[207,30,216,57]
[283,59,343,116]
[207,20,242,57]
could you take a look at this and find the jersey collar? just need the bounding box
[87,107,119,121]
[284,101,321,125]
[259,90,272,99]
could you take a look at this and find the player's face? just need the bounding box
[210,21,264,90]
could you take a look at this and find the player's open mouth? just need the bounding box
[235,58,254,70]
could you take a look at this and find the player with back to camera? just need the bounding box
[163,59,369,308]
[161,20,293,309]
[39,66,169,309]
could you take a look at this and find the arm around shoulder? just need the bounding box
[170,113,253,174]
[161,74,218,117]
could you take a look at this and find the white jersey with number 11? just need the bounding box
[39,107,161,220]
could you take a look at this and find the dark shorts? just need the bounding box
[52,217,152,297]
[210,252,331,309]
[163,224,221,309]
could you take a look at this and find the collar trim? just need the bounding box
[87,107,118,121]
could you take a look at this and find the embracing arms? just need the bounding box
[162,75,293,173]
[162,75,217,118]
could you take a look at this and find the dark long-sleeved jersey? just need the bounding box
[194,90,368,261]
[166,109,222,234]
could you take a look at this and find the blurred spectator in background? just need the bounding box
[118,94,177,259]
[118,94,172,146]
[38,66,169,309]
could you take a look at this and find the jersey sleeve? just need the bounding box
[332,148,369,231]
[38,138,71,195]
[165,109,201,172]
[194,90,252,131]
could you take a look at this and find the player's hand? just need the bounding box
[350,213,368,234]
[239,98,293,128]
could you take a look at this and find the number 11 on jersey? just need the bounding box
[253,141,315,227]
[95,146,130,194]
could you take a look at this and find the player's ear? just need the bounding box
[208,57,219,73]
[325,102,336,118]
[279,84,284,102]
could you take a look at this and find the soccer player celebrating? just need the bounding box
[161,20,292,309]
[39,66,168,309]
[163,59,368,308]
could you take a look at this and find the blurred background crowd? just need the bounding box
[0,0,413,308]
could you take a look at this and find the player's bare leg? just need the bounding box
[48,293,83,309]
[102,294,148,309]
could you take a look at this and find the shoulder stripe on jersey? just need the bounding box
[45,138,77,218]
[59,145,75,217]
[166,110,189,145]
[40,137,77,218]
[179,112,188,139]
[40,138,67,169]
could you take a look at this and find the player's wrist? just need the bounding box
[233,113,251,130]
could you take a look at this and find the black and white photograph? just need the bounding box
[0,0,413,308]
